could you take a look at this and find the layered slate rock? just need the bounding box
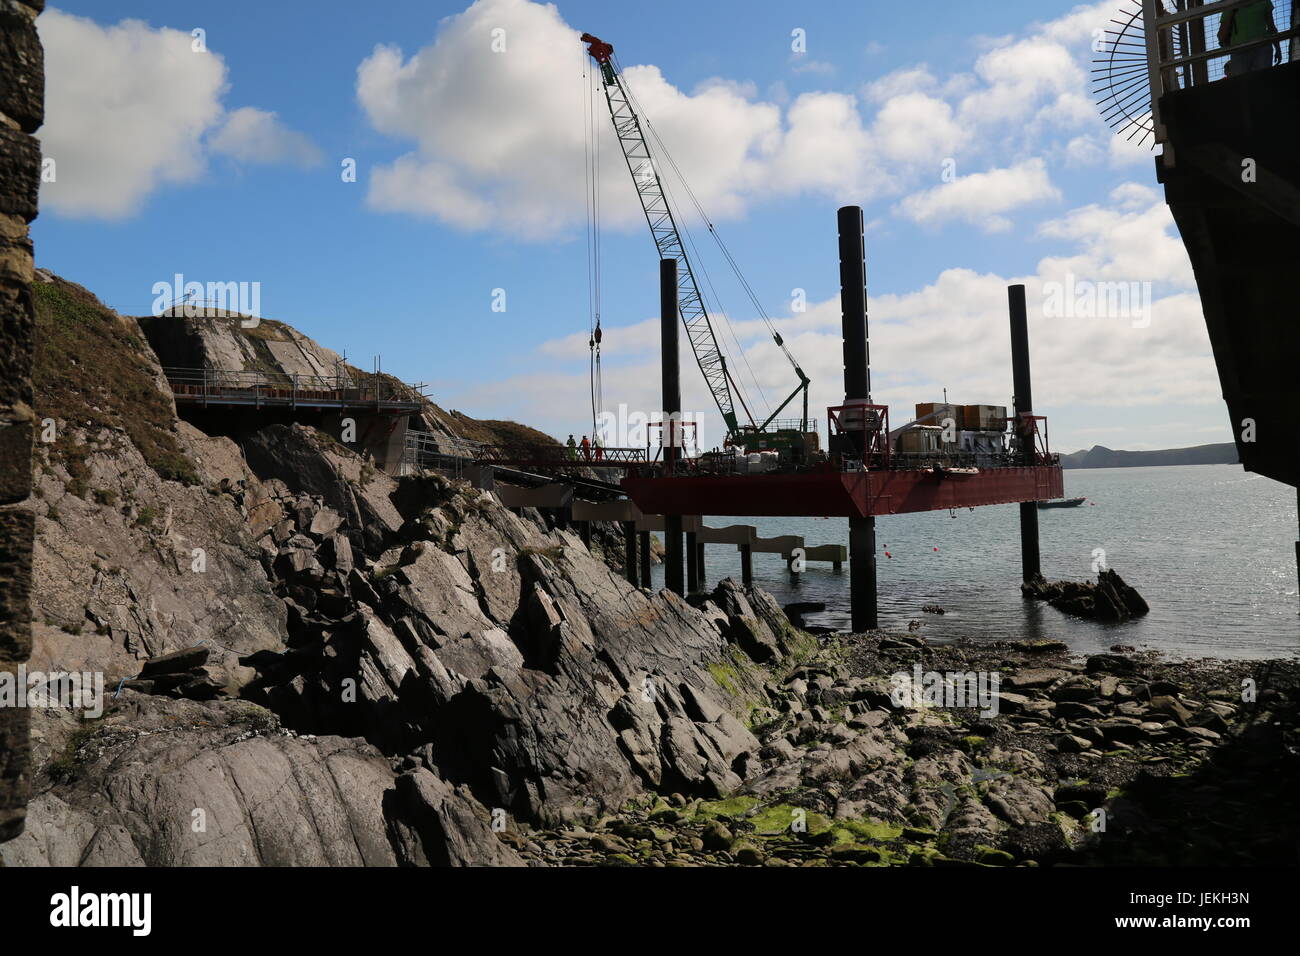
[1,693,524,867]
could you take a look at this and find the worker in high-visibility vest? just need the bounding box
[580,435,591,460]
[566,434,577,460]
[593,437,604,461]
[1220,0,1281,74]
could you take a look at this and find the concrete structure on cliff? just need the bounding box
[0,0,43,844]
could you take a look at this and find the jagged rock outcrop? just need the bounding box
[234,424,785,824]
[1022,569,1149,621]
[139,313,351,383]
[30,416,288,693]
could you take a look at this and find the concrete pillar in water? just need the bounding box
[838,205,878,632]
[1009,284,1041,584]
[740,544,754,587]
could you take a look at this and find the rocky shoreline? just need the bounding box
[504,635,1299,867]
[9,282,1296,868]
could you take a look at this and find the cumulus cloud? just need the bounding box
[209,107,324,168]
[38,10,227,218]
[357,0,891,237]
[897,158,1062,232]
[38,10,323,218]
[871,92,966,163]
[356,0,1142,240]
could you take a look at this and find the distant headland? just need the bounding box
[1061,442,1239,469]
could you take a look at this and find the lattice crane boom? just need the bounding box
[583,32,744,437]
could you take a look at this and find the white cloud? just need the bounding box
[38,10,227,219]
[871,92,966,163]
[38,10,322,219]
[357,0,887,238]
[1063,134,1106,167]
[897,158,1061,232]
[210,107,323,168]
[864,66,940,103]
[958,37,1087,130]
[354,0,1144,240]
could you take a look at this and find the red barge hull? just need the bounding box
[621,465,1063,519]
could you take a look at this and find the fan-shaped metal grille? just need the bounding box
[1093,0,1156,148]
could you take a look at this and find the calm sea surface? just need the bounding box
[643,464,1299,660]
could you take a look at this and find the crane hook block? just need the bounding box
[581,33,617,84]
[581,33,614,63]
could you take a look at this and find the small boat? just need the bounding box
[1038,496,1087,509]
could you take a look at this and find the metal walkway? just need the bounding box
[163,367,424,413]
[402,430,626,496]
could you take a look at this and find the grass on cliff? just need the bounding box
[439,407,560,447]
[33,278,199,490]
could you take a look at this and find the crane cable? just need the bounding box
[583,50,603,439]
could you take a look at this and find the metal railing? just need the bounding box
[752,419,819,433]
[163,366,424,409]
[1145,0,1299,140]
[403,430,475,478]
[476,443,649,466]
[402,429,649,473]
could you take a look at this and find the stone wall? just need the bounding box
[0,0,43,844]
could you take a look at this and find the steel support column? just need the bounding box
[1010,284,1042,584]
[661,258,685,596]
[839,206,878,631]
[740,544,753,587]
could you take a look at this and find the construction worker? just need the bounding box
[593,437,604,461]
[566,434,577,460]
[1219,0,1280,75]
[580,435,591,460]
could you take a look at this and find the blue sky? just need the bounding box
[33,0,1230,453]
